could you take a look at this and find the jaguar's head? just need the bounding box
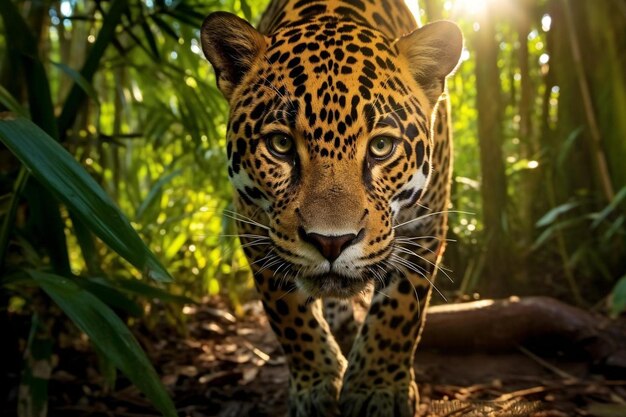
[201,12,462,297]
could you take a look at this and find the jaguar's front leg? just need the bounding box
[253,268,347,417]
[340,274,433,417]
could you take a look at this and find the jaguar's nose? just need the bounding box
[299,229,362,262]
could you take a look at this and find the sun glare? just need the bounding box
[454,0,489,16]
[403,0,423,25]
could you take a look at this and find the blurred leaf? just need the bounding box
[57,0,128,137]
[94,345,117,392]
[601,215,625,244]
[535,201,581,228]
[51,61,101,106]
[0,166,28,269]
[81,278,144,317]
[533,216,586,250]
[135,168,182,222]
[18,313,52,417]
[0,0,70,274]
[109,277,194,304]
[30,271,177,417]
[0,0,57,138]
[557,126,583,168]
[141,21,161,61]
[0,117,172,282]
[70,212,101,275]
[150,15,179,41]
[240,0,252,21]
[591,185,626,228]
[609,275,626,318]
[0,85,28,117]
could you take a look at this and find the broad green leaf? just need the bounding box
[0,117,172,282]
[535,201,581,228]
[30,271,177,417]
[609,275,626,318]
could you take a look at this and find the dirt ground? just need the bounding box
[3,297,625,417]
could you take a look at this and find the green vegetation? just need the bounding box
[1,0,624,415]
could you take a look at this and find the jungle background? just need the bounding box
[1,0,625,416]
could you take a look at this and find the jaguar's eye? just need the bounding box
[267,133,294,156]
[368,136,395,159]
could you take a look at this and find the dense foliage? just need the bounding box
[1,0,625,415]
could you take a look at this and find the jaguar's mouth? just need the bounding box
[296,272,370,298]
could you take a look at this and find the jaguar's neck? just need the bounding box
[258,0,419,39]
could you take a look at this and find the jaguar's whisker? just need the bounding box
[393,210,475,230]
[389,253,447,302]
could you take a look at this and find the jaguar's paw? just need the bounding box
[339,380,419,417]
[287,376,342,417]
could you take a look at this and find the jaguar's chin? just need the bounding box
[296,272,370,298]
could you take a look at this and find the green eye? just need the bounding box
[368,136,395,159]
[267,133,294,156]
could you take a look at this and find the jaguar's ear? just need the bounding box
[396,21,463,106]
[201,11,267,100]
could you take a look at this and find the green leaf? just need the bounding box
[532,216,586,250]
[111,277,193,304]
[50,61,101,105]
[240,0,252,21]
[0,0,58,138]
[0,84,28,117]
[151,15,180,41]
[57,0,128,137]
[0,117,172,281]
[591,185,626,228]
[557,126,583,168]
[135,169,182,221]
[30,271,177,417]
[81,278,144,317]
[141,21,161,61]
[609,275,626,318]
[535,201,581,228]
[18,313,52,417]
[70,212,101,275]
[0,166,28,270]
[0,0,70,274]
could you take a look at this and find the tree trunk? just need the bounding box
[473,4,511,293]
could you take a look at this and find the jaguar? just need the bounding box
[200,1,462,415]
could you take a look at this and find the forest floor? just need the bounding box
[4,297,626,417]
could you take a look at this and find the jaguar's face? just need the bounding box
[202,13,462,297]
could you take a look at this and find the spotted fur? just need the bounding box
[201,1,462,415]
